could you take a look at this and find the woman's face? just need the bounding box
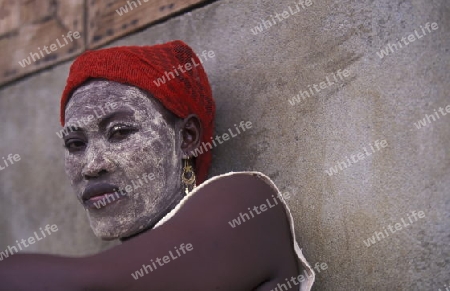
[63,80,185,240]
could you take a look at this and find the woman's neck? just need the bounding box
[119,189,186,242]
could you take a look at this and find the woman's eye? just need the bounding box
[108,125,137,141]
[63,139,86,152]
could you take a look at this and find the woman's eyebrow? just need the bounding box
[98,109,135,130]
[61,125,84,138]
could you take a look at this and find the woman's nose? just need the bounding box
[82,147,116,179]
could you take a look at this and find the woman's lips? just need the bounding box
[82,182,124,209]
[88,193,114,202]
[84,192,127,209]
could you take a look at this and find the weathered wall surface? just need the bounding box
[0,0,449,290]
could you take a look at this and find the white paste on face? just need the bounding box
[64,80,185,240]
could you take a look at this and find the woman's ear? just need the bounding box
[180,114,203,157]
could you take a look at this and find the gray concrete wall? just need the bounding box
[1,0,449,290]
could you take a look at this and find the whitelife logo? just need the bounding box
[288,68,350,106]
[362,211,425,247]
[376,22,439,59]
[152,50,215,87]
[0,224,59,261]
[325,139,388,176]
[18,31,81,68]
[190,121,252,158]
[250,0,313,35]
[0,153,21,171]
[269,262,327,291]
[92,172,155,209]
[228,192,292,228]
[116,0,150,16]
[56,102,118,139]
[131,243,193,280]
[413,104,450,129]
[438,283,450,291]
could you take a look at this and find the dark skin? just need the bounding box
[0,81,302,290]
[0,175,300,290]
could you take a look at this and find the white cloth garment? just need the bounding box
[154,171,315,291]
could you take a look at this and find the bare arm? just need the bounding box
[0,255,93,291]
[0,173,298,291]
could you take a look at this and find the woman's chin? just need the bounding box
[89,217,155,241]
[90,225,123,241]
[85,202,169,240]
[98,234,119,241]
[89,219,131,240]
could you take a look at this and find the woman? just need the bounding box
[0,40,314,290]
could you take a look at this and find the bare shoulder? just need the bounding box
[193,171,282,207]
[178,171,292,231]
[165,171,300,288]
[195,172,301,289]
[80,172,301,291]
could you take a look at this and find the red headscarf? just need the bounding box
[60,40,215,185]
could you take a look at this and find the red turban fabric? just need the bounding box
[60,40,215,185]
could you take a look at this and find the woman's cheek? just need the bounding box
[64,153,83,182]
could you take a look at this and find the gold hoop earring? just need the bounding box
[182,158,196,194]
